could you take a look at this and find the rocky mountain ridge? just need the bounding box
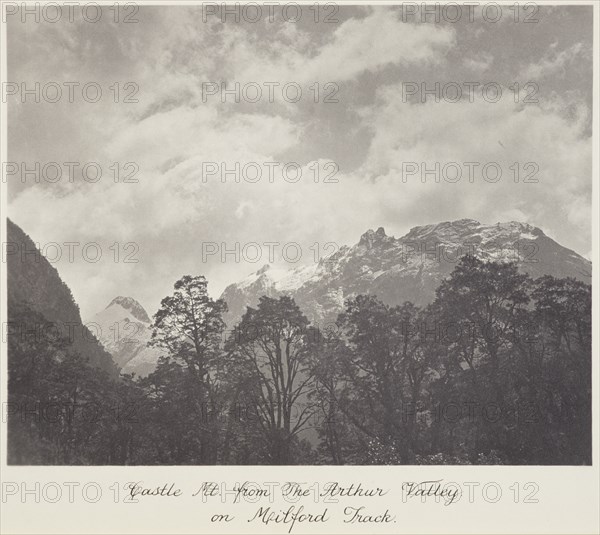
[220,219,592,327]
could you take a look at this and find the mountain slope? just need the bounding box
[7,219,119,377]
[220,219,592,327]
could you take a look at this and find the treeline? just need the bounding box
[8,256,591,465]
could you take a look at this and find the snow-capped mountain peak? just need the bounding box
[105,296,151,323]
[220,219,591,327]
[90,296,159,377]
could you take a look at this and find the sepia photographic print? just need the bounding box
[0,1,598,534]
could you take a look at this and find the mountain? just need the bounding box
[90,296,161,377]
[220,219,592,327]
[7,219,119,377]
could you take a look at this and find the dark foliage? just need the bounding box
[8,252,591,465]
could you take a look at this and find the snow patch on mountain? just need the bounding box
[237,263,319,292]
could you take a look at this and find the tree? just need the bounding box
[530,276,592,463]
[429,256,531,459]
[225,296,318,464]
[7,302,142,465]
[310,330,351,464]
[148,275,227,463]
[319,296,431,463]
[151,275,227,383]
[434,256,530,392]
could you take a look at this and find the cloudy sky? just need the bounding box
[7,4,593,319]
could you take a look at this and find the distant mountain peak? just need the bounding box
[106,296,150,323]
[257,264,271,275]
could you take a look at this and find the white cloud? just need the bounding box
[6,6,592,319]
[228,8,455,84]
[355,84,591,253]
[463,52,493,72]
[520,42,586,79]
